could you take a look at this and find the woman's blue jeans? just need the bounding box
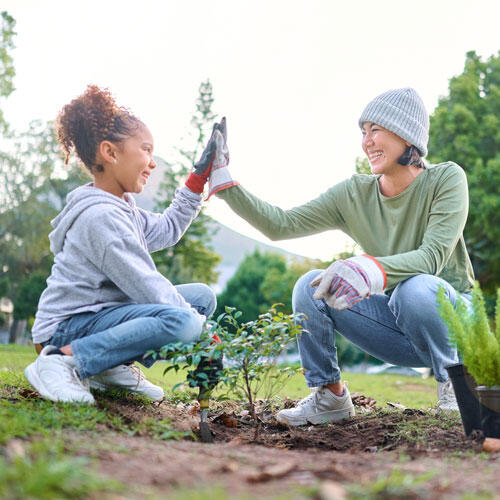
[294,270,471,385]
[44,283,216,379]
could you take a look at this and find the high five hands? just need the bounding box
[206,117,238,199]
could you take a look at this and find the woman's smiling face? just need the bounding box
[361,122,409,175]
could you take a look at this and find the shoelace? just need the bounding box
[297,389,321,407]
[129,364,144,391]
[64,364,90,392]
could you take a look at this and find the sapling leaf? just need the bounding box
[162,365,177,375]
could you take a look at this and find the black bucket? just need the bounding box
[446,363,482,436]
[476,386,500,439]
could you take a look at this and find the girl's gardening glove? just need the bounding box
[310,255,387,310]
[185,120,225,194]
[207,117,238,199]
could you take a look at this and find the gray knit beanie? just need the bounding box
[358,88,429,157]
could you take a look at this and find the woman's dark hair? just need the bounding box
[56,85,144,173]
[397,145,424,169]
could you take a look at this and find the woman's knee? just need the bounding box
[292,269,323,313]
[389,274,457,317]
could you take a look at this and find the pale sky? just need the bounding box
[2,0,500,260]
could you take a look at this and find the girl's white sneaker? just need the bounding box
[24,345,94,404]
[90,364,164,402]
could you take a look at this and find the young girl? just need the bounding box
[210,88,475,424]
[25,85,224,404]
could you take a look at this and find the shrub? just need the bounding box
[438,282,500,386]
[155,305,306,429]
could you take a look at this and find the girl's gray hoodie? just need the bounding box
[32,184,204,344]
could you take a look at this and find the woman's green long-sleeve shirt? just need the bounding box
[217,162,475,293]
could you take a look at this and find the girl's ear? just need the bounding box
[98,140,118,165]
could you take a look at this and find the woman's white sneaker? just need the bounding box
[24,345,95,404]
[276,385,355,426]
[437,380,459,411]
[89,364,164,402]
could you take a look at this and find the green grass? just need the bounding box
[347,468,437,499]
[0,346,192,446]
[385,408,462,447]
[0,437,122,500]
[1,344,438,408]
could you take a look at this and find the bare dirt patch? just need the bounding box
[85,393,500,499]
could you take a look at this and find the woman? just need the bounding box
[25,85,223,404]
[210,88,474,425]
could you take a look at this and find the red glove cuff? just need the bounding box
[185,172,207,194]
[362,254,387,290]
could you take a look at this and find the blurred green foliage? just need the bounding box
[429,51,500,296]
[0,11,16,132]
[215,249,327,322]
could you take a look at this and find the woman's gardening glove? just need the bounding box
[185,119,226,194]
[310,255,387,310]
[207,117,238,199]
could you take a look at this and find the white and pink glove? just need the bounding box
[206,117,238,199]
[310,255,387,310]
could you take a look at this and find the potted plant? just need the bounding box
[438,283,500,438]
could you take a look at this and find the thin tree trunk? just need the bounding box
[8,319,26,344]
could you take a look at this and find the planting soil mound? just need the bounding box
[205,407,480,455]
[99,392,482,456]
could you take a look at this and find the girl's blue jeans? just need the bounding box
[44,283,216,379]
[294,270,471,385]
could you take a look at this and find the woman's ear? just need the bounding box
[98,140,118,165]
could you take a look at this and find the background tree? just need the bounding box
[153,80,221,285]
[428,50,500,295]
[216,251,289,323]
[0,11,15,132]
[216,251,333,323]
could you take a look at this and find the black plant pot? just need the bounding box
[446,363,482,436]
[476,386,500,439]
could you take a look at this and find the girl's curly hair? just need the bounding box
[56,85,144,173]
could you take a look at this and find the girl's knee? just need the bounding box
[176,310,204,344]
[156,308,203,345]
[198,284,217,317]
[176,283,217,317]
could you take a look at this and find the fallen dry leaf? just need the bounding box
[214,412,239,428]
[482,437,500,453]
[188,403,200,416]
[246,461,296,483]
[386,401,407,410]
